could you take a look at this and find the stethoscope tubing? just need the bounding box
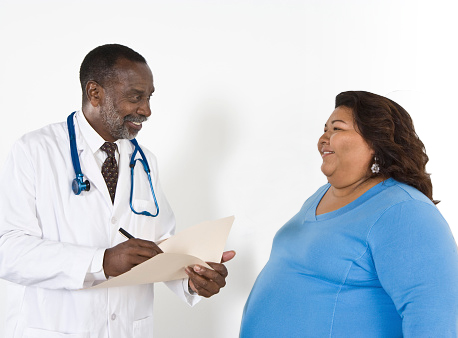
[67,111,159,217]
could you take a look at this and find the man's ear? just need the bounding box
[85,81,104,107]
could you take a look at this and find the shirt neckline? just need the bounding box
[313,178,396,221]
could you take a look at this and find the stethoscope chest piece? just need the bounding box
[72,174,90,195]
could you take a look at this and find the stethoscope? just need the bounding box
[67,111,159,217]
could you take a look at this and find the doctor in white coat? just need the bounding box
[0,44,235,338]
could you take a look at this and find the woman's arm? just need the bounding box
[369,200,458,337]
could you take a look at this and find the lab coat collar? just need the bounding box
[76,110,121,155]
[73,111,136,209]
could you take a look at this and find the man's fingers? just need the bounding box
[130,253,155,266]
[130,239,163,253]
[206,262,228,279]
[194,264,227,287]
[221,250,236,263]
[187,278,212,298]
[184,254,233,298]
[125,239,163,258]
[103,238,163,277]
[185,266,223,297]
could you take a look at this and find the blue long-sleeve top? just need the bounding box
[240,178,458,337]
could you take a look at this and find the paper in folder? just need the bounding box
[87,216,234,289]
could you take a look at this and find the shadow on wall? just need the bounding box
[155,97,258,337]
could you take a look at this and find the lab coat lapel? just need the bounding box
[76,132,113,207]
[113,140,134,210]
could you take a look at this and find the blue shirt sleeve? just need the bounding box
[368,200,458,337]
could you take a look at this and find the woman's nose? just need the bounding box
[319,132,329,145]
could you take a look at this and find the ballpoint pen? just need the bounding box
[118,228,134,239]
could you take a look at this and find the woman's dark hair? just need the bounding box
[335,91,437,204]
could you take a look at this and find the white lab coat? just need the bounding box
[0,112,199,338]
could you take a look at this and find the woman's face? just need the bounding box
[317,106,375,188]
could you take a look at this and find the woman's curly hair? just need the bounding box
[335,91,437,204]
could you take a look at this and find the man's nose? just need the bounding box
[137,99,151,117]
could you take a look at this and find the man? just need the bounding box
[0,44,235,337]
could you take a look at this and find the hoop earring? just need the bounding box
[371,156,380,174]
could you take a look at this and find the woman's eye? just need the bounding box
[333,127,341,131]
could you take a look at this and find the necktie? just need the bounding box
[100,142,118,203]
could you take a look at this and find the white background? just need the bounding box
[0,0,457,337]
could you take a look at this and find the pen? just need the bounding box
[118,228,162,246]
[119,228,134,239]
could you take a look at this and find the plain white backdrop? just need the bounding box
[0,0,457,337]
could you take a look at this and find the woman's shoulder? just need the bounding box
[368,179,449,242]
[379,178,434,207]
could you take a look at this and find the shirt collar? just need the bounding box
[76,110,120,154]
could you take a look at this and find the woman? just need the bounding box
[240,91,458,337]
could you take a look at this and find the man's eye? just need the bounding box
[333,127,341,131]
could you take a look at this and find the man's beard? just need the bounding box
[100,96,147,140]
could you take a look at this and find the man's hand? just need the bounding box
[185,250,236,298]
[103,239,163,278]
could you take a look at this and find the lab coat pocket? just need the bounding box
[23,327,90,338]
[133,315,154,337]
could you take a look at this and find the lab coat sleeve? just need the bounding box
[85,248,107,283]
[163,278,201,307]
[0,139,99,290]
[368,201,458,337]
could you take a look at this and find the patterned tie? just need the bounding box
[100,142,118,203]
